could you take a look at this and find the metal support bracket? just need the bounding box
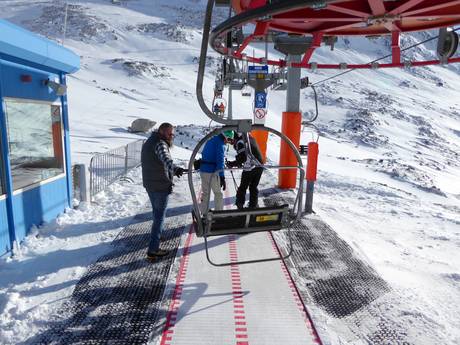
[238,119,253,133]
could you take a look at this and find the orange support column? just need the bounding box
[305,141,319,213]
[306,142,318,182]
[278,111,301,188]
[251,129,268,163]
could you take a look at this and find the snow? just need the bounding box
[0,0,459,344]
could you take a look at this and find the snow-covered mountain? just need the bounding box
[0,1,459,344]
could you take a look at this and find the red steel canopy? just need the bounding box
[210,0,460,69]
[231,0,460,36]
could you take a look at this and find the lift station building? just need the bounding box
[0,19,80,256]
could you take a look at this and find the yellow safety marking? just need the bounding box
[256,214,279,222]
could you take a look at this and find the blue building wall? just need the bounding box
[0,60,59,101]
[0,19,79,256]
[0,199,9,254]
[11,177,68,242]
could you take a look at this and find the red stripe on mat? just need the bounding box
[159,223,195,345]
[228,235,250,345]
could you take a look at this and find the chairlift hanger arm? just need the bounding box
[303,84,319,123]
[196,0,242,125]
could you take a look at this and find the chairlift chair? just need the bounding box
[300,122,320,150]
[188,125,305,266]
[271,66,288,91]
[212,97,227,117]
[299,144,308,156]
[241,85,251,96]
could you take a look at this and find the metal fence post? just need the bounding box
[89,157,95,203]
[124,144,129,175]
[72,164,89,203]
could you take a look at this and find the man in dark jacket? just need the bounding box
[199,130,234,214]
[141,122,185,260]
[227,132,264,209]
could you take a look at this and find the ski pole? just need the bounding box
[230,170,238,192]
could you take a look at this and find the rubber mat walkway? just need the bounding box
[31,209,190,345]
[158,229,322,345]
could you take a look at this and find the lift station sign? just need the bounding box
[249,65,268,124]
[254,91,267,124]
[248,65,268,80]
[254,91,267,109]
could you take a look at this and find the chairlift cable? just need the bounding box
[312,27,460,87]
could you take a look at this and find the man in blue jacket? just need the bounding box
[199,130,234,213]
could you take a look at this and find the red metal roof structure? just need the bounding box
[211,0,460,69]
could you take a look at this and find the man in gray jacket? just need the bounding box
[141,122,185,260]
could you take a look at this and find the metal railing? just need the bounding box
[89,139,145,200]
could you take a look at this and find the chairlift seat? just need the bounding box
[272,82,287,91]
[299,144,308,155]
[230,82,245,90]
[197,204,289,237]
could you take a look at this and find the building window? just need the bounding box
[4,99,64,190]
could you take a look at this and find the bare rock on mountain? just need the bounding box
[191,56,220,68]
[110,59,171,78]
[353,158,446,196]
[23,3,117,43]
[345,109,389,147]
[127,22,194,43]
[399,80,418,89]
[128,119,156,133]
[158,4,228,29]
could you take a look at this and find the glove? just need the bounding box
[193,159,201,171]
[219,175,226,191]
[226,160,237,168]
[174,167,185,178]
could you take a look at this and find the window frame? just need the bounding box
[3,97,66,194]
[0,110,6,199]
[0,150,5,199]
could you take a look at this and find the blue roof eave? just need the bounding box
[0,19,80,74]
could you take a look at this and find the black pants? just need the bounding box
[235,167,263,208]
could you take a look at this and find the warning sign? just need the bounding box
[254,108,266,119]
[254,108,266,124]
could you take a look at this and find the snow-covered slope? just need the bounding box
[0,1,459,344]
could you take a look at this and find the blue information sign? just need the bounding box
[255,91,267,109]
[248,65,268,74]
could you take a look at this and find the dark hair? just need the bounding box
[158,122,173,132]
